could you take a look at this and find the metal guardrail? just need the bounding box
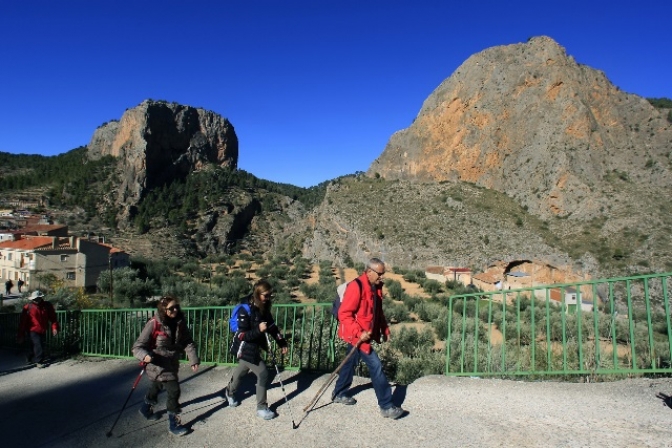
[445,272,672,378]
[2,272,671,379]
[0,304,341,372]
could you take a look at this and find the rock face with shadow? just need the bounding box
[87,99,238,225]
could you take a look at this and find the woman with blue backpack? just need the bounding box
[225,279,288,420]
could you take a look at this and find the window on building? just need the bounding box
[7,253,11,261]
[66,272,76,280]
[61,255,68,262]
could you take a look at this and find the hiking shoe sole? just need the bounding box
[256,408,275,420]
[332,395,357,405]
[380,405,404,419]
[223,387,239,407]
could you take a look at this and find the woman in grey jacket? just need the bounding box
[132,296,200,436]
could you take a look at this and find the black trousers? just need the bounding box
[28,331,46,363]
[145,379,181,413]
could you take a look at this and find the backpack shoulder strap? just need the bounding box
[353,278,362,295]
[149,318,166,348]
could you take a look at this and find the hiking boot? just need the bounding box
[223,387,239,407]
[256,407,275,420]
[332,394,357,405]
[36,362,47,369]
[380,405,404,419]
[168,412,187,436]
[139,401,160,421]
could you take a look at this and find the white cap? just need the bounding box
[29,290,45,300]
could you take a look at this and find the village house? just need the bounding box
[424,266,473,286]
[471,271,503,292]
[0,234,129,291]
[0,212,52,230]
[472,259,592,293]
[0,224,68,243]
[548,287,595,313]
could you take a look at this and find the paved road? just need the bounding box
[1,349,672,447]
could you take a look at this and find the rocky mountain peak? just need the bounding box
[87,100,238,222]
[368,36,672,220]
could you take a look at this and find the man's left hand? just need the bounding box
[281,346,288,355]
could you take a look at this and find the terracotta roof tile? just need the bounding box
[0,236,54,250]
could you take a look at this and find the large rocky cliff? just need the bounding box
[368,36,672,221]
[301,37,672,278]
[87,100,238,222]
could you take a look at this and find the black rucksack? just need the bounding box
[332,278,362,320]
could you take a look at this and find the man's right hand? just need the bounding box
[359,331,371,342]
[259,322,267,332]
[143,355,152,363]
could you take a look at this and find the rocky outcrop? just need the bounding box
[368,36,672,220]
[195,193,261,254]
[87,100,238,222]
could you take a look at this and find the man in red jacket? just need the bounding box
[333,258,405,419]
[17,290,59,367]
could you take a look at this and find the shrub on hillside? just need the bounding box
[383,300,411,323]
[422,279,443,295]
[402,294,422,311]
[431,308,449,340]
[384,279,404,300]
[256,264,272,278]
[390,326,435,357]
[377,327,444,384]
[414,301,444,322]
[299,282,334,302]
[270,264,290,279]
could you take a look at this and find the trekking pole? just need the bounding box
[265,332,298,429]
[303,340,361,413]
[106,362,146,437]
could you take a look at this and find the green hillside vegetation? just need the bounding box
[647,97,672,122]
[0,149,329,239]
[132,166,328,234]
[320,175,672,276]
[0,148,118,221]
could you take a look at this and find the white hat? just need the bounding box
[29,290,45,300]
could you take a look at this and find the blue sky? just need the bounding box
[1,1,670,188]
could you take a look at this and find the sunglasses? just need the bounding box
[167,305,180,312]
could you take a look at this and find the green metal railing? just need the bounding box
[445,272,672,378]
[0,304,342,372]
[75,304,343,371]
[2,272,672,379]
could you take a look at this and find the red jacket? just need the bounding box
[18,301,59,336]
[337,272,390,354]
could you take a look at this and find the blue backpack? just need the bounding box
[229,303,251,332]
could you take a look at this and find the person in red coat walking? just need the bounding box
[333,258,405,419]
[17,290,59,367]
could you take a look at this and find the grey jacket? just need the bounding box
[132,312,199,382]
